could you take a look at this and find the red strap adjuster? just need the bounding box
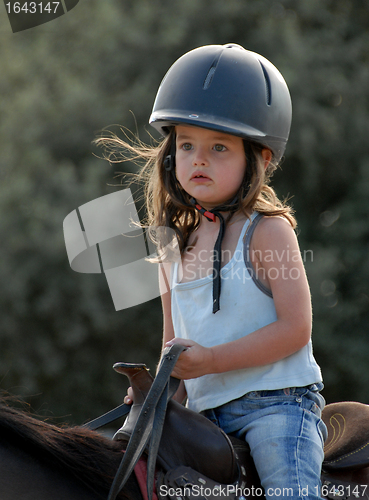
[195,204,216,222]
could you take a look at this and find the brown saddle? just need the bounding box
[114,362,369,498]
[322,401,369,471]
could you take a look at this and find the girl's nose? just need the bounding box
[192,148,208,166]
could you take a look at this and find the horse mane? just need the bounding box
[0,397,130,499]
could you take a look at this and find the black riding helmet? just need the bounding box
[149,43,292,164]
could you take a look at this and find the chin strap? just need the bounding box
[190,197,237,314]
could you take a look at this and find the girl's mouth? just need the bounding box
[191,172,211,181]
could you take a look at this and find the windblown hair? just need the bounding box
[95,128,296,253]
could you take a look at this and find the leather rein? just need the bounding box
[83,344,186,500]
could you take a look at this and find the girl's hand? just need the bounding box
[165,338,214,380]
[124,386,134,405]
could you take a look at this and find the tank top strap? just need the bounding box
[243,212,264,246]
[243,212,273,298]
[237,211,260,247]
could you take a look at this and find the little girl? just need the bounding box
[109,44,326,499]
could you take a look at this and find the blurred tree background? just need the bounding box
[0,0,368,424]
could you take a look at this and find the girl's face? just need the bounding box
[175,125,247,210]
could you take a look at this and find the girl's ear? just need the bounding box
[261,148,272,171]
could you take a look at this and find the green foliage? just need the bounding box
[0,0,368,423]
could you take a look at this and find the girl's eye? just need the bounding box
[214,144,226,152]
[181,143,193,151]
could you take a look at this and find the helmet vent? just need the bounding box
[203,66,216,89]
[259,61,272,106]
[203,53,222,90]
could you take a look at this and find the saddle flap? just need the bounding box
[322,401,369,471]
[157,399,238,485]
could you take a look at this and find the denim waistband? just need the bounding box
[246,382,323,399]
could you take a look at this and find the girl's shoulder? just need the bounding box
[255,214,294,230]
[251,214,297,250]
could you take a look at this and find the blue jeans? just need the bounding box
[203,384,327,500]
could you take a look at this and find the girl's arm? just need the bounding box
[159,261,187,403]
[168,217,312,379]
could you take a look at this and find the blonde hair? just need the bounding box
[95,128,296,253]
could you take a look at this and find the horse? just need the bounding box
[1,344,369,500]
[1,398,369,500]
[0,397,139,500]
[1,393,369,500]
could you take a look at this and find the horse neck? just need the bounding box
[0,440,95,500]
[0,401,141,500]
[0,439,142,500]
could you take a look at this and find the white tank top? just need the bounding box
[171,213,322,413]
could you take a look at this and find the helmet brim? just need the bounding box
[150,112,287,162]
